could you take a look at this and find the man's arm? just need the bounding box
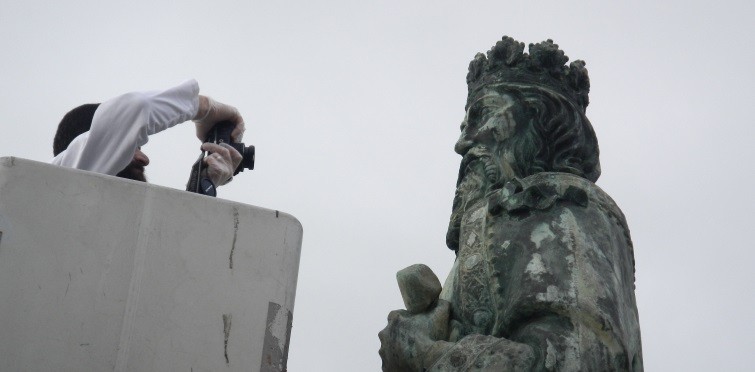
[52,80,201,175]
[52,80,245,179]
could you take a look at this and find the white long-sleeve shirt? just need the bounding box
[52,80,200,176]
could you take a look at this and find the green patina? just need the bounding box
[379,36,643,372]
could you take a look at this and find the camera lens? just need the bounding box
[242,145,255,170]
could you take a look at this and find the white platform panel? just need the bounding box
[0,157,302,372]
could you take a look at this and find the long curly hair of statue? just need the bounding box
[499,84,601,183]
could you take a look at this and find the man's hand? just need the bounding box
[378,300,451,371]
[193,96,245,142]
[202,142,242,186]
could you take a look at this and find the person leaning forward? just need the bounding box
[52,79,244,187]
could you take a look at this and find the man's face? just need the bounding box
[116,148,149,182]
[446,88,521,250]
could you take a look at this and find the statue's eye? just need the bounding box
[467,105,483,124]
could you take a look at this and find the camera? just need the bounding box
[206,120,255,174]
[186,121,254,197]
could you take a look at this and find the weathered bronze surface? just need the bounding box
[379,36,643,371]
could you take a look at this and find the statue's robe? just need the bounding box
[432,172,643,371]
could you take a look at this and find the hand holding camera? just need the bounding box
[201,142,242,186]
[186,96,254,196]
[187,119,255,197]
[193,96,246,142]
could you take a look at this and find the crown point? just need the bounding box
[467,53,488,84]
[529,40,569,71]
[466,36,591,111]
[487,37,525,68]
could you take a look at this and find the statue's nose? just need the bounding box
[455,116,474,155]
[455,135,473,155]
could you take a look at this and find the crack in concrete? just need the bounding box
[229,208,239,269]
[222,314,232,364]
[64,272,71,297]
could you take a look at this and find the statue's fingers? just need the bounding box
[378,328,387,344]
[429,300,451,319]
[386,309,407,322]
[428,300,452,340]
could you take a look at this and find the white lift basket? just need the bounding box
[0,157,302,372]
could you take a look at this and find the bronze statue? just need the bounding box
[379,36,643,371]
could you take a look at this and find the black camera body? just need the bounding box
[207,121,255,174]
[187,121,254,197]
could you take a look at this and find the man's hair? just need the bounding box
[501,85,601,183]
[53,103,100,156]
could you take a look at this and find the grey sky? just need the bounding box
[1,0,753,370]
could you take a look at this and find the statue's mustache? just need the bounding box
[458,146,499,187]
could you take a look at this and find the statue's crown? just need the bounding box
[466,36,590,111]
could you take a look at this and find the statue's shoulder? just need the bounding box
[488,173,634,262]
[489,172,628,226]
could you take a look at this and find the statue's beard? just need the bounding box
[116,162,147,182]
[446,145,503,252]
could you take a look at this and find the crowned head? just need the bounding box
[465,36,590,112]
[446,36,601,252]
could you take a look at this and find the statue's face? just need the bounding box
[456,90,517,158]
[447,88,521,250]
[455,88,521,200]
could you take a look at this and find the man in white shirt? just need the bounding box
[52,80,244,186]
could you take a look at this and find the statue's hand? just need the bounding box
[378,300,451,372]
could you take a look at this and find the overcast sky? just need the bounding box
[1,0,754,370]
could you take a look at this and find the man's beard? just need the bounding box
[445,146,501,252]
[116,162,147,182]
